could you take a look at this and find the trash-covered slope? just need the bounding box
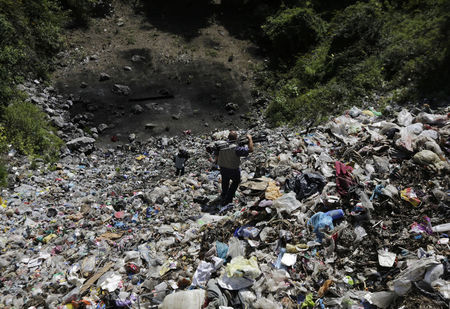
[1,85,449,308]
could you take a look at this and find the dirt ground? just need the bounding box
[52,1,264,146]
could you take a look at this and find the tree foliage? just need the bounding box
[264,0,450,125]
[0,0,111,161]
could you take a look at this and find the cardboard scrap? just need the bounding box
[80,262,114,294]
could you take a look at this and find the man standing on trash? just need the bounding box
[215,130,253,206]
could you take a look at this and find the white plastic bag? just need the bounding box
[159,289,206,309]
[272,192,303,214]
[227,237,246,258]
[364,291,396,309]
[397,109,413,126]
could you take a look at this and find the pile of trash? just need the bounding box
[1,101,449,308]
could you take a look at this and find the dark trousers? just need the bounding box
[176,167,185,176]
[220,167,241,205]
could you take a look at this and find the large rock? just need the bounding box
[112,84,131,96]
[51,116,66,129]
[131,55,146,62]
[98,123,108,132]
[131,104,144,114]
[66,137,96,151]
[99,73,110,81]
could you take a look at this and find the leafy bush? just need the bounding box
[265,0,450,125]
[262,7,327,61]
[380,3,450,94]
[2,101,62,160]
[0,0,64,105]
[60,0,113,27]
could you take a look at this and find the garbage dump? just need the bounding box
[1,85,449,308]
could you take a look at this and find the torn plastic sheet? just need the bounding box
[364,291,396,309]
[392,257,442,296]
[218,275,255,291]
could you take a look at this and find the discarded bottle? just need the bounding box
[432,223,450,233]
[236,226,260,239]
[273,248,286,269]
[325,209,344,220]
[131,212,139,223]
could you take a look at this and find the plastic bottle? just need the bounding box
[432,223,450,233]
[237,226,260,239]
[131,212,139,223]
[325,209,344,220]
[273,248,286,269]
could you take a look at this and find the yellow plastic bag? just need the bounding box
[225,256,261,279]
[43,234,57,244]
[0,197,6,208]
[400,188,421,207]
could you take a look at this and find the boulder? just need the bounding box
[66,137,96,151]
[99,73,110,81]
[112,84,131,96]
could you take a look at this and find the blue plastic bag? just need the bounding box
[307,212,334,241]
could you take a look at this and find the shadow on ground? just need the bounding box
[137,0,215,40]
[55,52,251,146]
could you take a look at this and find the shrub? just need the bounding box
[264,0,450,126]
[381,3,450,94]
[262,7,327,61]
[292,41,330,89]
[0,0,64,106]
[59,0,113,27]
[2,101,62,160]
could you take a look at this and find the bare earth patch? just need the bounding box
[53,1,264,146]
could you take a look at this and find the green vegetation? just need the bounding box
[3,101,63,159]
[59,0,113,27]
[0,160,7,188]
[262,7,327,62]
[0,0,64,105]
[260,0,450,125]
[0,0,112,186]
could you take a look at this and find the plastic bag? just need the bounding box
[415,112,448,126]
[81,255,96,276]
[160,289,206,309]
[397,109,413,126]
[413,150,446,170]
[406,123,423,135]
[393,257,441,295]
[363,291,396,309]
[285,173,326,201]
[418,129,439,140]
[227,237,246,258]
[400,188,421,206]
[225,256,261,279]
[377,249,396,267]
[216,241,228,260]
[265,181,282,200]
[192,261,214,287]
[307,212,334,241]
[348,106,361,117]
[254,298,283,309]
[354,226,367,241]
[395,128,415,152]
[373,155,390,174]
[272,192,303,214]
